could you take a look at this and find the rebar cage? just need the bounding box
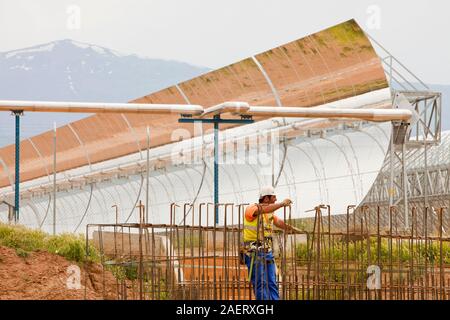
[85,202,450,300]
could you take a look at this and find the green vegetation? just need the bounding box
[15,247,29,258]
[292,236,450,289]
[106,262,170,299]
[295,237,450,266]
[107,263,137,281]
[0,222,100,263]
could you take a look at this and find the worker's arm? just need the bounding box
[246,199,292,220]
[260,203,284,213]
[259,198,292,214]
[274,217,302,234]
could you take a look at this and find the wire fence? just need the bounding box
[85,203,450,300]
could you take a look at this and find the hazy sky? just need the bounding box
[0,0,448,84]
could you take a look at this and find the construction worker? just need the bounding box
[242,186,301,300]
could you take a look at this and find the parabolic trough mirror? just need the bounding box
[0,19,393,233]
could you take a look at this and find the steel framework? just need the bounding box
[364,34,443,230]
[293,34,444,232]
[85,202,450,300]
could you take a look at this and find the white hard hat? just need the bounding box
[259,186,276,199]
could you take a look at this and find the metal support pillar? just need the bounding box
[146,126,150,224]
[423,106,429,214]
[213,115,219,223]
[179,115,254,224]
[402,142,408,229]
[13,110,23,222]
[53,123,57,235]
[389,127,394,206]
[391,117,412,230]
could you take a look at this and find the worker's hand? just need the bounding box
[282,198,292,206]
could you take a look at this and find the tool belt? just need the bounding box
[239,239,275,265]
[244,237,273,250]
[239,237,273,263]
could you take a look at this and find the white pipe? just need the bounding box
[0,98,411,122]
[0,100,204,115]
[244,106,412,122]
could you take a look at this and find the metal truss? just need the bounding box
[323,125,448,232]
[365,150,450,206]
[364,33,442,228]
[304,33,445,232]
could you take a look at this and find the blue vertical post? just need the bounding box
[13,111,22,222]
[178,115,253,225]
[213,115,219,224]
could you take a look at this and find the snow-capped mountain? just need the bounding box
[0,39,209,147]
[0,39,209,102]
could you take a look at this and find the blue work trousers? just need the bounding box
[245,250,279,300]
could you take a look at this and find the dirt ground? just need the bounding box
[0,246,118,300]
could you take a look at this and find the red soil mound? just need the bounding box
[0,246,117,300]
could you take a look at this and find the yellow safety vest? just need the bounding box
[243,204,274,242]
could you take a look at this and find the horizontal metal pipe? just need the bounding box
[0,100,411,122]
[244,106,413,122]
[0,100,204,115]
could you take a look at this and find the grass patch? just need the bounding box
[296,237,450,266]
[107,263,139,281]
[0,223,100,264]
[106,263,170,299]
[15,248,29,258]
[293,237,450,286]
